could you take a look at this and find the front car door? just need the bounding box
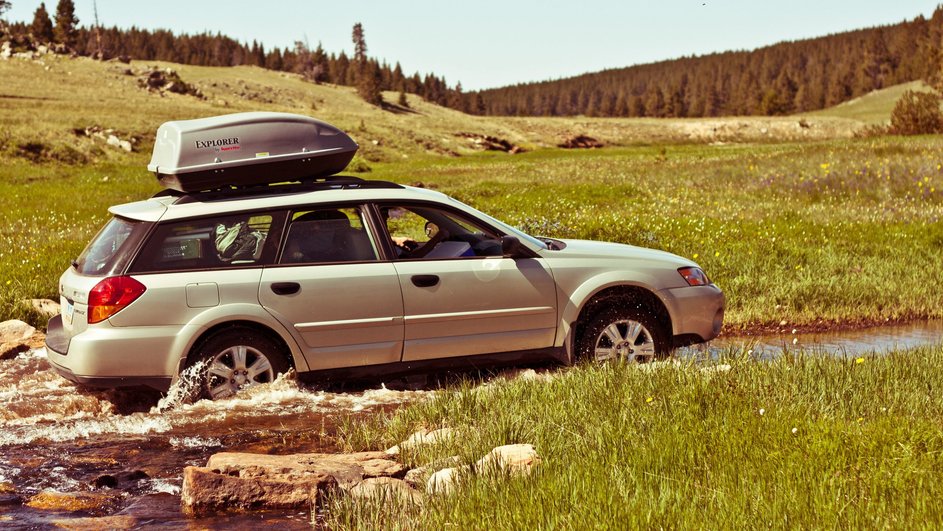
[373,203,558,361]
[259,205,404,370]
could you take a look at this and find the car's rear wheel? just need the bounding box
[578,305,668,363]
[189,328,290,400]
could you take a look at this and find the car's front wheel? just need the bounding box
[188,327,290,400]
[578,305,668,363]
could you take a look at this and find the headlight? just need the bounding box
[678,267,710,286]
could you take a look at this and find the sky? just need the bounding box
[4,1,942,90]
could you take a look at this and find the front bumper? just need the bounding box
[662,284,725,344]
[44,314,185,392]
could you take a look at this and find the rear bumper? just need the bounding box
[662,284,725,344]
[46,354,171,392]
[44,315,190,392]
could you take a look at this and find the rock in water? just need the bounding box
[181,451,406,515]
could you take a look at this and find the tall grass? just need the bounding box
[327,345,943,529]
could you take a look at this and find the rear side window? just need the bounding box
[131,212,282,273]
[280,207,378,264]
[75,217,149,276]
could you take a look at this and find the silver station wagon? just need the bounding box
[45,112,724,399]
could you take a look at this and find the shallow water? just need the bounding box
[0,348,431,528]
[2,321,941,528]
[687,319,943,358]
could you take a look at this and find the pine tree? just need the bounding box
[31,3,55,43]
[0,1,10,36]
[54,0,79,48]
[351,23,382,105]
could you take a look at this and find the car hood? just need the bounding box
[545,239,697,268]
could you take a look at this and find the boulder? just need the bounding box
[181,466,329,515]
[348,477,423,505]
[385,427,455,456]
[474,444,541,476]
[0,319,35,344]
[182,451,405,515]
[403,455,462,489]
[426,466,467,495]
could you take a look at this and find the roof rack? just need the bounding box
[150,176,403,204]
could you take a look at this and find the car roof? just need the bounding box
[109,183,452,222]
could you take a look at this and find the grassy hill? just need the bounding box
[0,54,865,172]
[804,80,938,124]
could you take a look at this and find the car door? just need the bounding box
[259,205,404,370]
[375,203,558,361]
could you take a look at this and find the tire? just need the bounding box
[187,327,290,400]
[577,303,669,363]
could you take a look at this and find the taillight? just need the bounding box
[678,267,711,286]
[88,276,146,323]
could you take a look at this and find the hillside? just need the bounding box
[0,54,867,174]
[471,9,942,119]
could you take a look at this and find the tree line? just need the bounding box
[1,1,457,107]
[469,8,943,117]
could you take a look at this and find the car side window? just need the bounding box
[379,205,503,259]
[280,207,378,264]
[131,213,277,272]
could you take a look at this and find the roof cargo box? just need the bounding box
[147,112,359,192]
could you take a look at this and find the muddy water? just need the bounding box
[0,348,431,529]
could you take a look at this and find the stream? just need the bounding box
[1,320,940,528]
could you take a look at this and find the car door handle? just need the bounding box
[271,282,301,295]
[411,275,439,288]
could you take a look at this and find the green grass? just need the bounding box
[326,345,943,529]
[805,81,938,124]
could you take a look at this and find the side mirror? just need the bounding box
[501,235,523,257]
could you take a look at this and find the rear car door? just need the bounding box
[258,205,405,370]
[375,203,558,361]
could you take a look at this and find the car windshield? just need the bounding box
[75,217,147,276]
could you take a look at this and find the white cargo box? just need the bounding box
[147,112,359,192]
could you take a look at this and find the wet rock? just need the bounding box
[26,490,113,512]
[0,494,22,506]
[348,477,423,505]
[91,470,147,490]
[181,466,329,515]
[558,135,604,149]
[474,444,541,476]
[51,515,137,530]
[182,451,405,515]
[426,466,467,495]
[385,427,455,456]
[0,342,29,360]
[0,319,35,344]
[92,475,118,489]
